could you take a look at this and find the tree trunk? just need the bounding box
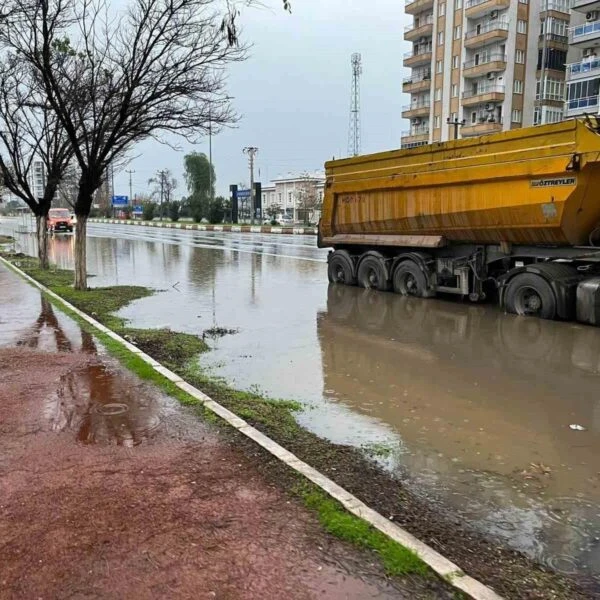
[74,215,88,290]
[35,214,49,270]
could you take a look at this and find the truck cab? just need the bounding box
[48,208,74,233]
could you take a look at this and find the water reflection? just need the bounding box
[319,285,600,578]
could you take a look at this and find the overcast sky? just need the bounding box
[115,0,411,200]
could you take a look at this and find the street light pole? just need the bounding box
[447,117,466,140]
[243,146,258,224]
[126,169,135,205]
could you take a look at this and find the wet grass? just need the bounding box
[296,482,428,577]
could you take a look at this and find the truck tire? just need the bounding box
[357,253,389,291]
[392,260,428,297]
[504,273,557,320]
[327,250,356,285]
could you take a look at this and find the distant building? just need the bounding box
[30,160,46,200]
[261,172,325,223]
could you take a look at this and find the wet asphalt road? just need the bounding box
[2,217,600,582]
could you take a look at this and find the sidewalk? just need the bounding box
[0,264,438,599]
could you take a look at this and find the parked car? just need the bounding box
[47,208,74,233]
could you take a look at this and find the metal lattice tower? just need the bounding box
[347,53,362,157]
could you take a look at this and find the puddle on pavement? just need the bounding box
[4,218,600,580]
[46,361,163,447]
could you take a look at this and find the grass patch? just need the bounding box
[1,253,445,591]
[296,482,429,577]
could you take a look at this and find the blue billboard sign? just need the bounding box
[237,189,251,199]
[133,205,143,214]
[112,195,129,206]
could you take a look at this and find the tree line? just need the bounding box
[0,0,246,289]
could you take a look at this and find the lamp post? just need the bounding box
[447,117,466,140]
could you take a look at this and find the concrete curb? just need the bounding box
[1,256,503,600]
[89,218,318,236]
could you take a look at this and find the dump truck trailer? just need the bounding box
[318,117,600,325]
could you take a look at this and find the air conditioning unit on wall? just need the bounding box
[586,11,598,21]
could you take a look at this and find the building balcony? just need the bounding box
[565,95,599,116]
[405,0,434,15]
[464,0,510,19]
[401,128,430,146]
[403,73,432,93]
[464,21,509,48]
[462,85,505,107]
[463,54,507,78]
[539,32,569,50]
[401,102,431,118]
[541,0,572,16]
[567,57,600,81]
[404,49,433,68]
[572,0,600,12]
[404,18,434,42]
[460,120,503,137]
[570,20,600,47]
[401,140,430,149]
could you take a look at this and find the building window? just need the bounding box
[452,55,459,69]
[438,2,446,15]
[438,31,444,45]
[278,193,282,203]
[537,78,565,101]
[454,26,461,40]
[534,107,541,125]
[537,48,567,71]
[451,112,458,122]
[514,80,523,94]
[567,78,600,109]
[512,109,522,123]
[517,20,527,34]
[455,0,462,8]
[471,111,477,124]
[451,84,458,97]
[435,87,442,101]
[436,60,443,73]
[516,50,525,64]
[434,115,441,128]
[519,0,528,4]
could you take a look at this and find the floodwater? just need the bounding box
[0,260,195,446]
[3,218,600,581]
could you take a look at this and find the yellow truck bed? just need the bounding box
[320,119,600,247]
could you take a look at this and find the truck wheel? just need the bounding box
[392,260,428,297]
[357,254,389,291]
[327,250,356,285]
[504,273,557,320]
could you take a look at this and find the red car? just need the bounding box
[47,208,74,233]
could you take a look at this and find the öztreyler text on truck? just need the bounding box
[318,117,600,325]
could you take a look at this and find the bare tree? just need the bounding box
[0,55,73,268]
[148,169,177,218]
[1,0,244,288]
[295,173,322,225]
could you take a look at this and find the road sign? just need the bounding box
[112,195,129,206]
[237,189,251,199]
[133,205,143,214]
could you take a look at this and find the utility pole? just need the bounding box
[126,169,135,205]
[158,170,165,218]
[243,147,258,224]
[446,117,465,140]
[208,110,214,205]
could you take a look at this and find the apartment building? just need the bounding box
[262,173,325,223]
[402,0,579,148]
[565,3,600,117]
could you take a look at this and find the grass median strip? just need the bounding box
[2,254,439,586]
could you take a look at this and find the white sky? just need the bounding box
[114,0,412,200]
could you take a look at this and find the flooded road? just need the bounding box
[3,218,600,581]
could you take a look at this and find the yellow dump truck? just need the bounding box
[318,117,600,325]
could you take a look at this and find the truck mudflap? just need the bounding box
[498,262,583,320]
